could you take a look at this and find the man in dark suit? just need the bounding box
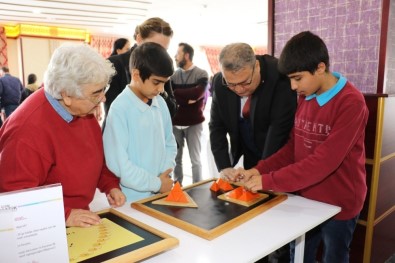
[209,42,296,181]
[209,43,296,262]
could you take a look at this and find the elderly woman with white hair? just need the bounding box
[0,43,125,227]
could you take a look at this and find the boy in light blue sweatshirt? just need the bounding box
[103,42,177,202]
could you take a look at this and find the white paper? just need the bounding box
[0,184,69,263]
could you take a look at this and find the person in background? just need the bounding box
[171,43,209,185]
[104,17,177,128]
[0,66,24,119]
[21,73,39,102]
[209,43,296,262]
[103,42,176,202]
[26,73,39,92]
[235,31,368,263]
[109,38,130,57]
[0,43,126,227]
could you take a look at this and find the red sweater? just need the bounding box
[255,82,368,220]
[0,89,120,219]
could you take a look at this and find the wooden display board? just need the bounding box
[67,208,178,263]
[132,178,287,240]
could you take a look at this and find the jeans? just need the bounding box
[290,215,358,263]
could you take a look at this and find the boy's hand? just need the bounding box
[243,174,263,193]
[236,168,260,183]
[159,168,174,193]
[106,188,126,207]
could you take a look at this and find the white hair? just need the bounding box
[44,43,115,99]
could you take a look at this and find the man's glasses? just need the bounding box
[82,84,110,105]
[222,65,255,89]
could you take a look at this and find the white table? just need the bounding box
[94,194,340,263]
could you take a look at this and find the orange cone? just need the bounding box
[165,182,188,203]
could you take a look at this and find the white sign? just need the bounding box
[0,184,69,263]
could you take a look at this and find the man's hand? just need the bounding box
[235,168,260,183]
[66,209,101,227]
[106,188,126,207]
[159,168,174,193]
[220,167,238,182]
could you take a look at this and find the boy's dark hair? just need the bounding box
[179,43,194,61]
[278,31,330,75]
[130,42,174,82]
[27,73,37,84]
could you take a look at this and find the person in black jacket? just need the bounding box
[105,17,177,126]
[210,43,296,174]
[209,43,297,262]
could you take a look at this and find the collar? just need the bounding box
[181,64,195,72]
[45,91,73,123]
[127,87,159,112]
[305,72,347,106]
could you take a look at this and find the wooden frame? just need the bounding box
[68,208,178,263]
[132,178,287,240]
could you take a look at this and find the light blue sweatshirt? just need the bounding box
[103,86,177,202]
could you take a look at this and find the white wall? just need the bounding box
[6,37,82,86]
[5,38,20,80]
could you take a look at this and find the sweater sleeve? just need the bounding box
[160,99,177,170]
[173,80,208,105]
[0,139,48,192]
[259,96,368,192]
[96,162,121,194]
[0,138,76,220]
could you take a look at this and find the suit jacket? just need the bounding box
[209,55,297,171]
[105,44,177,118]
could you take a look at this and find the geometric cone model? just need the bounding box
[216,178,234,191]
[228,186,260,201]
[165,182,188,203]
[228,186,244,199]
[238,188,260,201]
[210,181,221,192]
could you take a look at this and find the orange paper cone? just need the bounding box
[238,189,260,201]
[210,181,220,191]
[217,178,234,191]
[228,186,243,199]
[165,182,188,203]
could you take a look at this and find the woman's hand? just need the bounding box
[66,209,101,227]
